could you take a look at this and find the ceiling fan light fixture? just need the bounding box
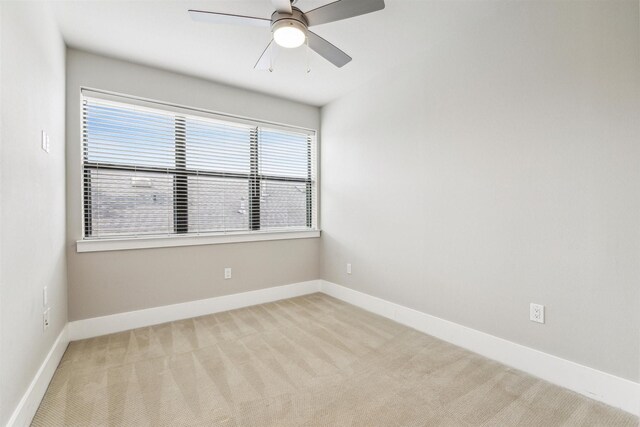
[189,0,387,68]
[273,19,306,48]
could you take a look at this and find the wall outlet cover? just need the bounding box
[43,308,51,330]
[530,303,545,324]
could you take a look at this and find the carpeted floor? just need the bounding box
[32,293,637,426]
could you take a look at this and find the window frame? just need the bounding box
[77,88,319,253]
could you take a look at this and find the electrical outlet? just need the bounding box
[224,267,232,279]
[346,263,352,274]
[43,287,48,307]
[530,303,545,324]
[43,308,50,331]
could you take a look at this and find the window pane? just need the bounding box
[259,129,309,179]
[82,94,317,241]
[87,169,174,237]
[260,180,308,229]
[188,177,249,233]
[186,118,251,174]
[84,103,175,168]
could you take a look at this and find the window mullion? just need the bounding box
[174,116,188,234]
[83,168,93,237]
[249,128,260,231]
[82,104,93,237]
[306,135,313,228]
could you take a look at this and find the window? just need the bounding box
[82,91,317,243]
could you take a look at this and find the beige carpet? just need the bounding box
[32,293,637,426]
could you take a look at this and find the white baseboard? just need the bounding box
[7,325,69,427]
[68,280,322,341]
[320,280,640,416]
[60,278,639,416]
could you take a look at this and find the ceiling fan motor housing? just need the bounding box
[271,8,308,37]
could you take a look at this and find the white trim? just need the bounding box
[60,279,639,417]
[7,326,69,427]
[68,280,321,340]
[76,230,320,253]
[320,280,640,416]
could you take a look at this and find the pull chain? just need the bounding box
[305,36,311,73]
[269,40,275,72]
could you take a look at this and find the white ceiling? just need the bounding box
[52,0,489,106]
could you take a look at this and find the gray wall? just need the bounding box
[320,1,640,381]
[66,50,321,321]
[0,2,67,425]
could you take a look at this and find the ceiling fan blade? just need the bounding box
[189,10,271,27]
[307,31,352,67]
[304,0,385,27]
[271,0,292,14]
[254,40,275,70]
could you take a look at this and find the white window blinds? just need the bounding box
[82,92,317,239]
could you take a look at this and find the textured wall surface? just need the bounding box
[320,1,640,381]
[0,2,67,424]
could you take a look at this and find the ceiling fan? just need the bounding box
[189,0,385,70]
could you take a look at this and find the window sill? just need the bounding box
[76,230,321,253]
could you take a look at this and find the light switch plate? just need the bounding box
[41,130,50,153]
